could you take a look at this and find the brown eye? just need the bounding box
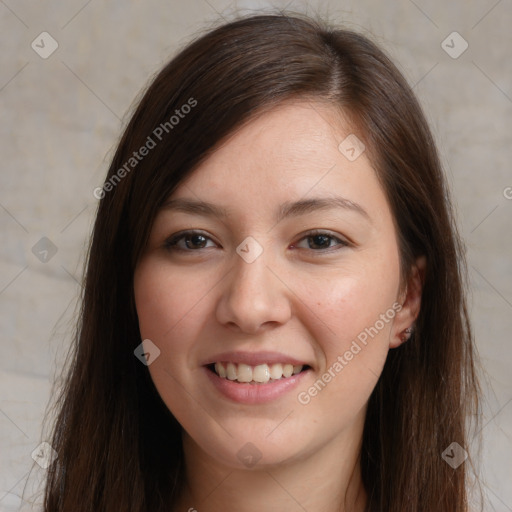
[292,231,349,252]
[164,231,216,252]
[307,234,333,250]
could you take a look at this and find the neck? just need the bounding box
[174,410,368,512]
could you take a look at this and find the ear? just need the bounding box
[389,255,426,349]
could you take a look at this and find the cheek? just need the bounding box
[133,259,213,410]
[291,277,394,429]
[299,259,400,353]
[134,258,213,342]
[290,246,400,412]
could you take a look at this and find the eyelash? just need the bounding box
[163,229,350,254]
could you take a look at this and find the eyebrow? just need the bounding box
[162,196,371,223]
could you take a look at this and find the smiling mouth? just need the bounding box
[207,362,311,384]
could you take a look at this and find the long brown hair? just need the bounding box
[41,12,481,512]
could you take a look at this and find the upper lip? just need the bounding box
[202,351,311,367]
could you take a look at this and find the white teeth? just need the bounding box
[212,362,304,383]
[252,364,270,383]
[269,363,283,380]
[215,362,227,378]
[282,364,293,378]
[237,364,252,383]
[226,362,237,380]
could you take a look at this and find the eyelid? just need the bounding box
[164,228,351,254]
[164,229,218,251]
[291,229,351,251]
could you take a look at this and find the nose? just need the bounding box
[215,243,292,334]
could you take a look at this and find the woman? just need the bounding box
[42,13,481,512]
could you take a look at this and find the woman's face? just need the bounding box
[134,100,419,469]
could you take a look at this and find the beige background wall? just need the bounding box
[0,0,511,510]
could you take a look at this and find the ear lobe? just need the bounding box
[390,255,427,349]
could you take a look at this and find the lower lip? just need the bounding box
[204,366,311,405]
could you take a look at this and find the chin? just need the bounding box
[186,423,315,471]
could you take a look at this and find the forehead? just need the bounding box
[195,100,351,177]
[169,100,390,226]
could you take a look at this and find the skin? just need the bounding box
[133,100,426,512]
